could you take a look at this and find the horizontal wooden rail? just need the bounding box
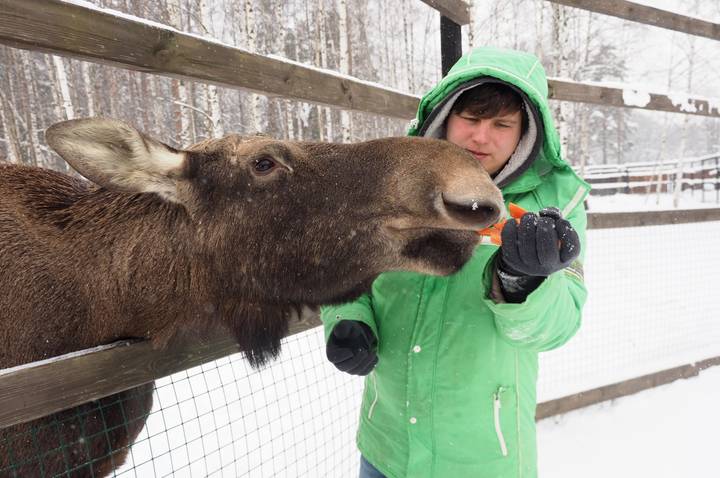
[588,208,720,229]
[419,0,471,25]
[0,313,321,429]
[536,355,720,420]
[547,0,720,42]
[3,209,720,429]
[1,0,719,119]
[548,79,720,119]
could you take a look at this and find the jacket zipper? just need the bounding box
[367,371,379,420]
[493,386,508,457]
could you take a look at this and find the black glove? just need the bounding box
[326,320,378,376]
[497,207,581,303]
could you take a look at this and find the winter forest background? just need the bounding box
[0,0,719,176]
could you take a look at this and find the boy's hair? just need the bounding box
[451,83,529,135]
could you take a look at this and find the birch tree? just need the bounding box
[314,0,333,141]
[80,62,96,117]
[673,1,700,208]
[338,0,352,142]
[165,0,192,145]
[52,56,76,120]
[244,0,261,133]
[550,3,570,154]
[0,91,23,163]
[17,51,40,167]
[198,0,223,138]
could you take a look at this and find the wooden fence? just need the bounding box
[1,0,720,434]
[583,153,720,199]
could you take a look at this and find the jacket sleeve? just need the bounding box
[482,200,588,352]
[320,293,378,343]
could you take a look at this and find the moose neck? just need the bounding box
[63,189,219,346]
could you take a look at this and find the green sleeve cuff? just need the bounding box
[320,293,377,342]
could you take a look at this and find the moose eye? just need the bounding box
[253,157,277,175]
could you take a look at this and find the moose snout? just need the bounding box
[439,192,505,230]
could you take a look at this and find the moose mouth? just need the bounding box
[400,229,478,275]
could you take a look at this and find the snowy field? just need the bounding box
[110,192,720,477]
[538,366,720,478]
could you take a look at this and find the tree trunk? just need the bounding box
[52,56,76,120]
[80,62,96,117]
[0,91,23,163]
[18,51,40,168]
[338,0,352,142]
[244,0,261,133]
[198,0,223,138]
[166,0,192,145]
[551,3,570,154]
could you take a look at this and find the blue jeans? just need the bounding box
[359,456,386,478]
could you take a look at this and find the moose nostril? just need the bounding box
[445,200,497,219]
[441,194,501,229]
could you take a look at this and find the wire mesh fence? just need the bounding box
[3,219,720,478]
[538,219,720,401]
[112,330,364,478]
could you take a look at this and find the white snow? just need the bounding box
[586,190,720,212]
[567,78,720,114]
[538,366,720,478]
[622,88,651,108]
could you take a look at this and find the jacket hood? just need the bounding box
[408,47,577,194]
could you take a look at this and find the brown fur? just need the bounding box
[0,118,504,477]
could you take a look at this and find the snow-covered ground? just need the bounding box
[538,366,720,478]
[586,190,720,212]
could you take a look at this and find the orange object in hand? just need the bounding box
[477,202,527,246]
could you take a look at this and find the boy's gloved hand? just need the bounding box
[496,207,580,302]
[326,320,378,376]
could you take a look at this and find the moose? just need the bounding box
[0,117,504,477]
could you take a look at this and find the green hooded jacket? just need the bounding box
[321,47,590,478]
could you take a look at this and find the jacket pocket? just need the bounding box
[493,386,509,457]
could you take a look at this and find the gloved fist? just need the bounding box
[326,320,378,376]
[499,207,580,277]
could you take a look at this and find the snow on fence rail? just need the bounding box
[1,0,720,476]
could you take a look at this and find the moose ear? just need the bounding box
[46,118,187,202]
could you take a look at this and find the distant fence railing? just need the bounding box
[582,153,720,199]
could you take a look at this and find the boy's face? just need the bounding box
[445,109,523,176]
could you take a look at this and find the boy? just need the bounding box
[322,46,589,478]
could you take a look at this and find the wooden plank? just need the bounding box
[0,312,321,429]
[549,78,720,119]
[419,0,471,25]
[547,0,720,41]
[0,0,420,120]
[588,208,720,229]
[536,356,720,420]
